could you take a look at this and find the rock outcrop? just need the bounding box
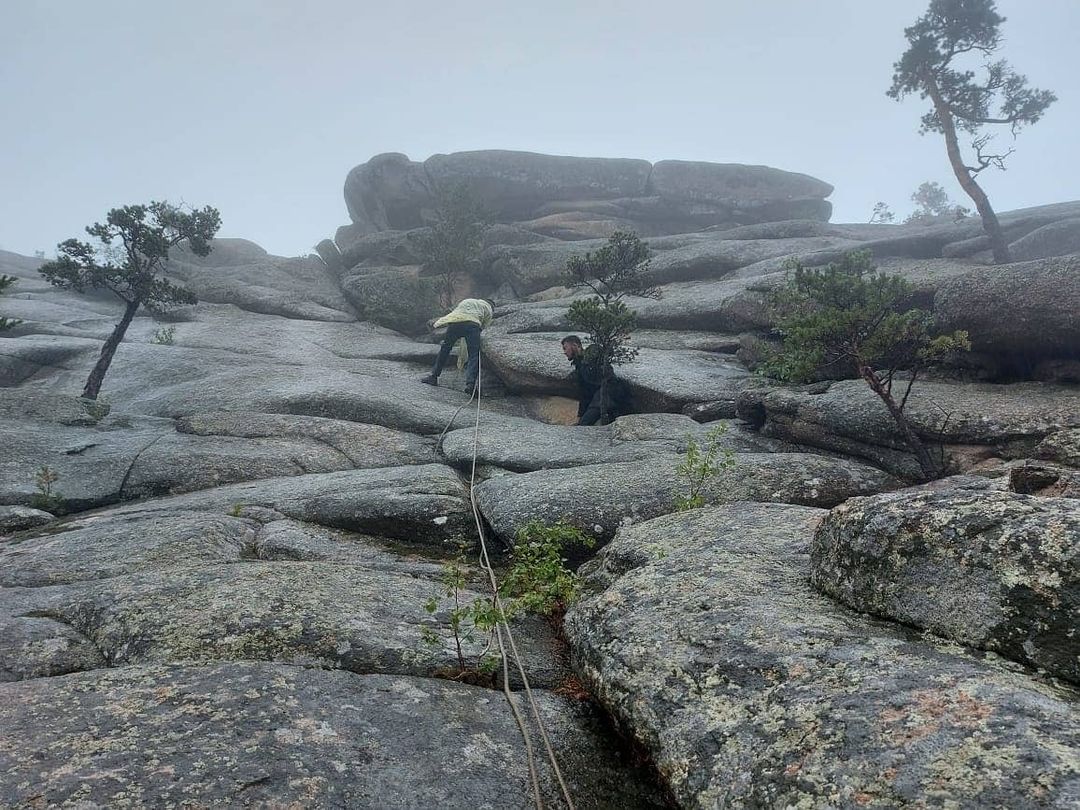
[812,488,1080,684]
[566,503,1080,808]
[3,163,1080,807]
[339,150,834,245]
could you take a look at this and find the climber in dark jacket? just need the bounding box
[561,335,631,426]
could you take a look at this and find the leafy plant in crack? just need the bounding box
[150,325,176,345]
[420,549,504,680]
[503,519,596,618]
[675,425,736,511]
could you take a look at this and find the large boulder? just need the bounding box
[812,489,1080,684]
[167,239,356,322]
[440,415,774,473]
[1008,217,1080,261]
[648,160,834,223]
[738,379,1080,479]
[341,150,834,240]
[425,150,653,221]
[481,333,754,414]
[343,152,434,234]
[99,465,474,546]
[566,502,1080,808]
[474,452,897,544]
[934,255,1080,368]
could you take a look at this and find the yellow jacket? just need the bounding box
[433,298,493,329]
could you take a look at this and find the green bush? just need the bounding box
[503,519,595,617]
[763,250,969,480]
[150,325,176,345]
[675,425,735,511]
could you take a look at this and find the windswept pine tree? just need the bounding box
[888,0,1056,262]
[39,201,221,399]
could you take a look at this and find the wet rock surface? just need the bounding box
[474,452,898,544]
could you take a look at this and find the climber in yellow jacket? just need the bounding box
[420,298,494,391]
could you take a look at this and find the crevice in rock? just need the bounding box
[18,609,114,671]
[115,431,170,501]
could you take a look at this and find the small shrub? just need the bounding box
[675,425,735,511]
[503,519,596,617]
[150,325,176,345]
[420,552,504,679]
[30,466,63,513]
[227,503,244,518]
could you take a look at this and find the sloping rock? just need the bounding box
[11,340,530,435]
[649,160,834,222]
[167,239,355,321]
[0,663,664,808]
[1008,218,1080,260]
[812,489,1080,684]
[440,416,773,473]
[934,255,1080,367]
[474,453,896,544]
[426,150,654,221]
[0,505,53,535]
[566,502,1080,808]
[483,333,754,414]
[0,412,172,510]
[738,380,1080,479]
[0,613,107,682]
[102,466,474,547]
[0,392,441,508]
[0,334,101,386]
[19,561,559,684]
[339,264,443,334]
[177,411,435,467]
[0,511,254,587]
[121,432,363,500]
[141,304,435,363]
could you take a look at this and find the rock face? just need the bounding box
[474,452,897,544]
[0,663,661,808]
[812,489,1080,684]
[737,379,1080,479]
[340,150,834,244]
[5,173,1080,807]
[566,502,1080,808]
[934,255,1080,369]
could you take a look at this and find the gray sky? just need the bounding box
[2,0,1076,258]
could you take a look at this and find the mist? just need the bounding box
[2,0,1076,257]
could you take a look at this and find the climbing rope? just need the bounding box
[437,354,576,810]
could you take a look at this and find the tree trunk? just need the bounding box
[924,73,1011,264]
[860,366,939,482]
[82,299,139,400]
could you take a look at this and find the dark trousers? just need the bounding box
[431,321,482,388]
[578,380,630,426]
[578,388,604,426]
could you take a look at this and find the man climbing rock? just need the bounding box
[561,334,631,425]
[421,298,494,391]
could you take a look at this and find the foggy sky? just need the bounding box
[2,0,1076,258]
